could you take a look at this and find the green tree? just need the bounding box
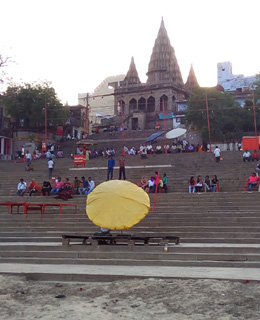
[2,82,70,129]
[185,87,256,142]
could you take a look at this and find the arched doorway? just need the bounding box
[129,98,137,114]
[160,95,168,112]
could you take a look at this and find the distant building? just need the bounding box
[217,61,258,92]
[78,75,125,126]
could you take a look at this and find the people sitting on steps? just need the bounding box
[189,176,196,193]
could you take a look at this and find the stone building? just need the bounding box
[109,18,198,130]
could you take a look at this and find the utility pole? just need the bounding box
[85,93,89,139]
[252,91,257,137]
[205,94,211,151]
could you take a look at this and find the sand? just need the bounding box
[0,275,260,320]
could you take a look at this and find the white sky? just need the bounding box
[1,0,260,105]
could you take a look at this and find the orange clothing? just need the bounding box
[29,181,38,190]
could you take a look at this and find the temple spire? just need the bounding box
[146,18,184,86]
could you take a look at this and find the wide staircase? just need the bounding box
[0,138,259,281]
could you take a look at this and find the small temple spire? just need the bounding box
[185,64,199,94]
[122,57,141,86]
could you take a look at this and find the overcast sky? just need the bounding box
[1,0,260,105]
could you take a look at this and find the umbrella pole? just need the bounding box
[163,98,167,154]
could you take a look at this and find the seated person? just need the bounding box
[42,181,52,196]
[73,177,81,194]
[189,176,196,193]
[164,144,170,153]
[155,145,162,154]
[57,150,63,158]
[50,177,64,195]
[17,178,27,196]
[79,176,89,195]
[171,144,177,153]
[25,161,33,171]
[28,179,38,196]
[155,122,160,130]
[85,177,95,195]
[147,177,155,193]
[243,149,251,162]
[247,173,260,191]
[188,144,195,152]
[210,175,219,192]
[195,175,203,192]
[141,147,148,159]
[256,163,260,176]
[147,144,153,154]
[204,175,211,192]
[63,178,72,191]
[251,150,259,161]
[129,147,136,155]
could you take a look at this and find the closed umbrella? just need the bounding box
[86,180,150,230]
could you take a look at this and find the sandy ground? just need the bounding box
[1,275,260,320]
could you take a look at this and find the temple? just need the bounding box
[109,18,199,130]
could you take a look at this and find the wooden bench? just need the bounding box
[62,234,180,246]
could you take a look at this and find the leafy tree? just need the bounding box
[2,82,70,130]
[185,87,258,142]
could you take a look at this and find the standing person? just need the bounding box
[214,146,221,163]
[48,158,54,179]
[163,173,168,193]
[118,155,126,180]
[107,155,115,180]
[153,171,161,193]
[25,150,32,165]
[17,179,27,196]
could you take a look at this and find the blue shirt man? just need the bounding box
[107,156,115,180]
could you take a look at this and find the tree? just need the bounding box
[0,54,12,84]
[185,87,257,142]
[2,81,70,130]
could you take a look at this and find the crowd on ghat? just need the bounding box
[17,142,260,198]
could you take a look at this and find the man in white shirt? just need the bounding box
[17,179,27,196]
[214,146,221,163]
[48,159,55,179]
[243,149,251,162]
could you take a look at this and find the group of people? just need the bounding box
[189,175,219,193]
[138,172,168,193]
[17,176,95,197]
[242,149,259,162]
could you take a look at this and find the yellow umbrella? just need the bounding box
[86,180,150,230]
